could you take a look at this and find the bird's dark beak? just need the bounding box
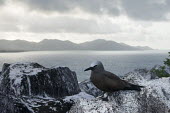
[84,67,93,71]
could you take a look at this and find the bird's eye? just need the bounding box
[94,65,97,68]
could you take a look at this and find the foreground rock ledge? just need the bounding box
[0,62,81,113]
[1,63,170,113]
[76,69,170,113]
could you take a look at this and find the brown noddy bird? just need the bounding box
[84,61,143,93]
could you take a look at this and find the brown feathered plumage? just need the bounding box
[85,61,143,92]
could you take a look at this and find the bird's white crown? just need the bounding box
[90,61,102,67]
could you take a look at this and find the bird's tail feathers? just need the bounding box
[124,84,144,91]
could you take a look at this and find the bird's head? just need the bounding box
[84,61,104,72]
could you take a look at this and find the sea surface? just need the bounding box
[0,50,169,82]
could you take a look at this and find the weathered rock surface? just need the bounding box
[73,69,170,113]
[0,62,81,113]
[0,92,31,113]
[1,62,170,113]
[0,62,80,97]
[79,79,103,97]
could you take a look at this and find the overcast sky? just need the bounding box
[0,0,170,49]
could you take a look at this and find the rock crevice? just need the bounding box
[0,62,81,113]
[77,69,170,113]
[1,63,170,113]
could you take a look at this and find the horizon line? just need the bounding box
[0,38,166,50]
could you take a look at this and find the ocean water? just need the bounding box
[0,50,169,82]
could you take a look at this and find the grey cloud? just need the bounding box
[26,16,120,34]
[0,0,5,5]
[0,23,20,32]
[19,0,170,21]
[122,0,170,21]
[19,0,120,16]
[0,13,20,32]
[1,0,170,34]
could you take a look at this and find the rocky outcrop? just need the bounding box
[0,92,31,113]
[0,62,81,113]
[72,69,170,113]
[79,79,103,97]
[0,62,80,97]
[1,62,170,113]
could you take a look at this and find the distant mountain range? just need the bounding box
[0,39,153,51]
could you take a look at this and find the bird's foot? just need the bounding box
[96,93,109,101]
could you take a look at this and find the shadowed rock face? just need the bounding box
[0,92,74,113]
[0,62,80,113]
[0,92,31,113]
[0,63,80,97]
[1,63,170,113]
[75,69,170,113]
[79,79,103,97]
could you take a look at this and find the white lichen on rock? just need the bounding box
[75,68,170,113]
[0,62,81,113]
[8,62,45,95]
[1,62,170,113]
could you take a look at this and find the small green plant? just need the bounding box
[164,52,170,67]
[151,52,170,78]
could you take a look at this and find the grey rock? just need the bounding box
[75,69,170,113]
[0,92,31,113]
[0,62,80,97]
[0,92,74,113]
[79,79,103,97]
[1,63,10,72]
[0,62,80,113]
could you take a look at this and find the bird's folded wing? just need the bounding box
[102,71,128,89]
[103,71,122,81]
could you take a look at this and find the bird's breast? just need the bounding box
[90,73,107,91]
